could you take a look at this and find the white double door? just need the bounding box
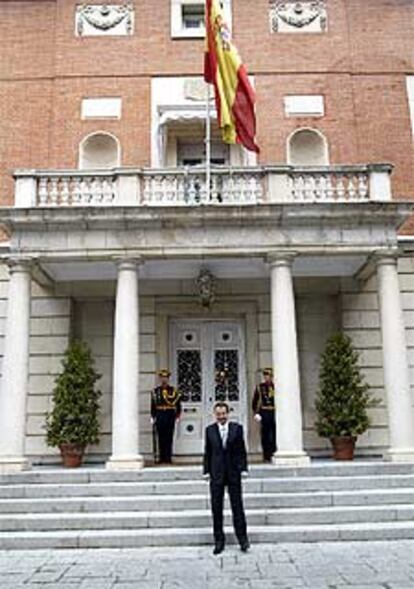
[170,319,247,455]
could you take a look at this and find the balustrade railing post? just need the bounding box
[14,173,37,207]
[368,164,393,201]
[115,173,139,205]
[266,167,291,203]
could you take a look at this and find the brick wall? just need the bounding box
[1,0,414,204]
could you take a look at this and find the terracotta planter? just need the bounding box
[59,443,85,468]
[330,436,356,460]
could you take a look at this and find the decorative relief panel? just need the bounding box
[76,4,134,37]
[269,1,327,33]
[184,78,209,102]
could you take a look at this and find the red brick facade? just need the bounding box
[1,0,414,204]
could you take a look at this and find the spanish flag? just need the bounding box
[204,0,259,153]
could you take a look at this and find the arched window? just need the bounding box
[287,128,329,166]
[78,132,121,169]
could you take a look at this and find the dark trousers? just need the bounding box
[210,476,247,545]
[261,411,276,461]
[155,410,176,463]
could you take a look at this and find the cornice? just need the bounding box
[0,202,411,233]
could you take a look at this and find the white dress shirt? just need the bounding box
[219,422,229,448]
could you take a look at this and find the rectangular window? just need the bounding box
[182,4,205,30]
[284,95,325,117]
[171,0,231,39]
[406,77,414,137]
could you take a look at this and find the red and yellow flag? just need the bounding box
[204,0,259,153]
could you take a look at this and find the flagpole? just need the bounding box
[205,83,211,203]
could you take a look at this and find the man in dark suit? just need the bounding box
[203,401,250,555]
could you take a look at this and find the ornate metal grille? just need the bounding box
[214,349,240,402]
[177,349,202,402]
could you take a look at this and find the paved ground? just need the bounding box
[0,541,414,588]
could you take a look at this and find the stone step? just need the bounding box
[1,465,414,548]
[2,521,414,549]
[1,462,414,485]
[1,504,414,532]
[1,488,414,514]
[1,473,414,499]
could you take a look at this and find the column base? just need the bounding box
[106,455,144,471]
[0,457,30,474]
[383,448,414,463]
[272,451,310,467]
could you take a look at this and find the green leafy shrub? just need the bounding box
[46,340,102,448]
[315,332,378,439]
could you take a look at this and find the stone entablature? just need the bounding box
[0,202,408,262]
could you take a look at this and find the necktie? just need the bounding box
[220,426,227,448]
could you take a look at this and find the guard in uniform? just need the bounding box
[151,369,182,464]
[252,368,276,462]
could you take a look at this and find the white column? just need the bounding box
[106,259,144,470]
[269,254,310,466]
[376,252,414,462]
[0,259,32,473]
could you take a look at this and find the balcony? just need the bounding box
[13,164,392,208]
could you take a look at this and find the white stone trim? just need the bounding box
[284,95,325,117]
[81,98,122,120]
[406,76,414,138]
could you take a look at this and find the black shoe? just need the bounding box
[213,542,225,555]
[240,540,250,552]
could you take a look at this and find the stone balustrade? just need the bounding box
[13,164,392,207]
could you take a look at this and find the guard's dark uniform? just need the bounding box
[151,384,182,463]
[252,380,276,462]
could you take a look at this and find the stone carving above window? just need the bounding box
[76,4,134,37]
[270,1,327,33]
[183,78,216,102]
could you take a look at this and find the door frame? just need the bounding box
[155,299,261,454]
[169,318,248,454]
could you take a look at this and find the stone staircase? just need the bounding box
[1,461,414,549]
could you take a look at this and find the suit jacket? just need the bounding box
[203,421,248,484]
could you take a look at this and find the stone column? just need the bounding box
[0,259,32,473]
[269,254,310,466]
[106,259,144,470]
[376,252,414,461]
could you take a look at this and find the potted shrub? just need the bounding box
[315,332,378,460]
[46,340,102,467]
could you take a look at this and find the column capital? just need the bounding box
[372,249,400,268]
[6,256,35,274]
[266,251,297,268]
[113,256,144,272]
